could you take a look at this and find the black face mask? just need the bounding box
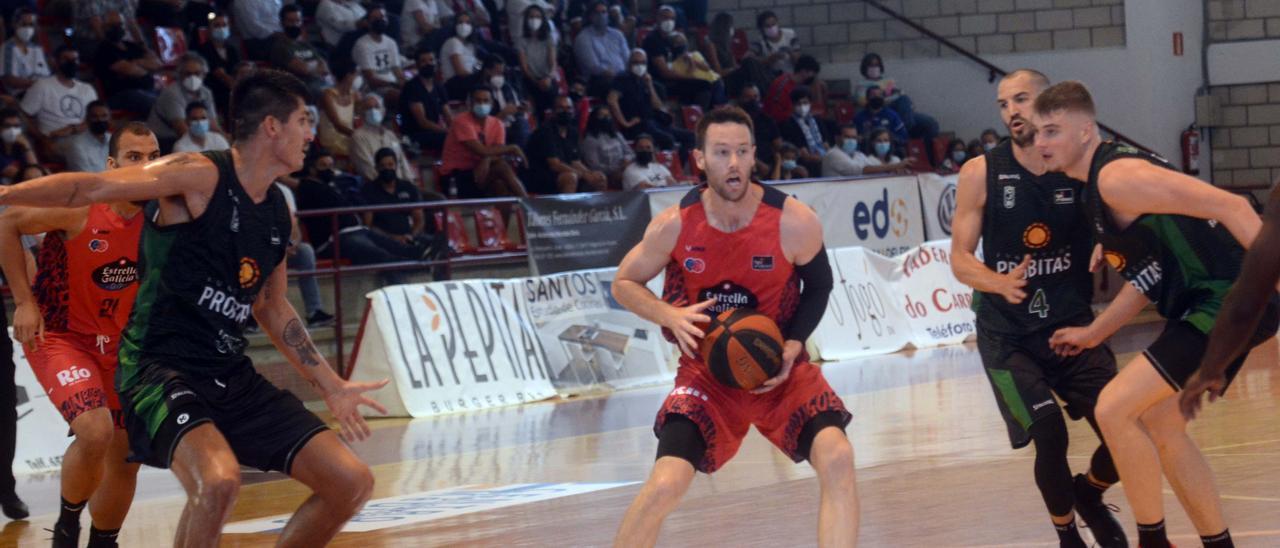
[317,169,335,182]
[419,64,436,77]
[371,19,389,33]
[377,168,397,182]
[105,25,126,43]
[555,111,574,126]
[868,96,885,110]
[740,100,760,113]
[671,45,686,56]
[284,25,303,40]
[635,150,653,165]
[59,61,78,79]
[88,120,110,135]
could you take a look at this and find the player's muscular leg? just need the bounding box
[279,431,375,547]
[614,456,696,548]
[87,432,141,529]
[1094,356,1176,526]
[1140,396,1227,535]
[62,407,116,503]
[170,424,241,548]
[809,427,859,547]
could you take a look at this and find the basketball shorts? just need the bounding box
[1145,299,1279,391]
[121,357,328,474]
[653,359,851,473]
[26,331,124,428]
[976,323,1117,449]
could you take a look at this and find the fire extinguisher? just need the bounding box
[1181,125,1200,175]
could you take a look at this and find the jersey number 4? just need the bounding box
[1027,289,1050,319]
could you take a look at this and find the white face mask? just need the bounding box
[456,23,472,39]
[795,104,810,117]
[365,108,384,126]
[15,27,34,43]
[659,20,675,34]
[866,66,882,79]
[182,75,203,92]
[765,25,780,39]
[490,75,505,89]
[0,127,20,144]
[630,64,647,77]
[527,18,543,32]
[351,74,364,91]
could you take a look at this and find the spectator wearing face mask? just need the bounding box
[644,6,716,109]
[608,48,695,156]
[778,86,830,178]
[856,53,940,164]
[62,100,113,173]
[441,12,483,100]
[353,4,405,105]
[751,10,799,76]
[663,31,727,109]
[733,84,782,178]
[71,0,145,59]
[0,109,38,185]
[580,104,634,188]
[823,124,910,177]
[764,54,824,122]
[0,9,49,98]
[938,138,968,174]
[351,94,416,183]
[172,101,230,153]
[772,142,808,180]
[232,0,283,60]
[319,59,364,158]
[402,0,455,54]
[317,0,368,48]
[400,48,450,151]
[469,54,531,149]
[527,95,607,194]
[360,147,447,266]
[93,11,162,115]
[622,134,677,190]
[574,1,630,97]
[147,52,220,150]
[865,127,909,170]
[515,5,560,115]
[198,12,243,117]
[20,46,97,160]
[440,85,529,198]
[271,5,332,96]
[980,128,1002,152]
[854,85,909,146]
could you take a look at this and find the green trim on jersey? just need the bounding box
[118,227,177,392]
[987,368,1032,429]
[1142,215,1233,334]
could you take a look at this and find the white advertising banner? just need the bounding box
[9,329,74,475]
[647,176,926,256]
[808,240,976,361]
[918,173,959,241]
[352,270,677,418]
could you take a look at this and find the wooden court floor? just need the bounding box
[3,320,1279,547]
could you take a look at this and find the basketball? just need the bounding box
[700,308,785,390]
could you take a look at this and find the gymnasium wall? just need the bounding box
[1204,0,1280,190]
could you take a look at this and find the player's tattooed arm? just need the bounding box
[282,318,322,367]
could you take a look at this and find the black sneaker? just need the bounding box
[1073,474,1127,548]
[307,310,335,328]
[48,522,80,548]
[0,492,26,520]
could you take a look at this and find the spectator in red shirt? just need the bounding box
[440,86,529,198]
[763,54,825,122]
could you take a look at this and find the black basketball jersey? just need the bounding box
[119,150,291,382]
[1084,141,1247,334]
[973,140,1095,335]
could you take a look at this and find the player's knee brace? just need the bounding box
[656,414,706,467]
[1028,414,1074,516]
[799,410,849,462]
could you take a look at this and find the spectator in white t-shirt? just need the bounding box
[316,0,367,47]
[0,9,49,98]
[172,101,231,153]
[146,52,221,147]
[440,12,481,99]
[20,46,98,159]
[401,0,453,51]
[353,5,405,105]
[823,124,909,177]
[751,10,800,75]
[622,135,677,190]
[63,101,112,173]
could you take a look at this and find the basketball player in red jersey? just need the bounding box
[612,106,857,547]
[0,122,160,548]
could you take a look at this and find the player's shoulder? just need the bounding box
[780,195,821,237]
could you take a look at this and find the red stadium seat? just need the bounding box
[576,96,594,135]
[435,209,475,254]
[906,139,932,173]
[474,207,516,251]
[153,27,188,68]
[681,105,703,130]
[834,100,856,127]
[730,29,750,61]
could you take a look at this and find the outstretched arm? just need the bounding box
[253,259,388,441]
[1098,159,1260,248]
[0,152,216,208]
[1180,184,1280,418]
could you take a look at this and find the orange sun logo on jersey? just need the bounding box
[1104,251,1126,271]
[1022,223,1051,249]
[238,257,260,288]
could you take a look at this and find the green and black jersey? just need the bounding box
[1084,141,1244,333]
[118,149,291,392]
[973,140,1096,335]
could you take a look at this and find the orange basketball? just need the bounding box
[699,308,785,390]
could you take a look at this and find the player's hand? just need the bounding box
[12,301,43,348]
[663,298,716,358]
[1089,243,1105,273]
[752,339,801,394]
[322,378,390,442]
[1179,368,1228,420]
[996,254,1032,304]
[1048,325,1099,356]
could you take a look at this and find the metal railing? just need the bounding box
[860,0,1158,156]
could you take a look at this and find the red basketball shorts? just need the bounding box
[26,331,124,428]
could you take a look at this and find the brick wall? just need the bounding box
[1207,83,1280,188]
[710,0,1126,63]
[1206,0,1280,42]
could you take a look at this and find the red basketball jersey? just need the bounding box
[662,183,800,363]
[34,203,143,336]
